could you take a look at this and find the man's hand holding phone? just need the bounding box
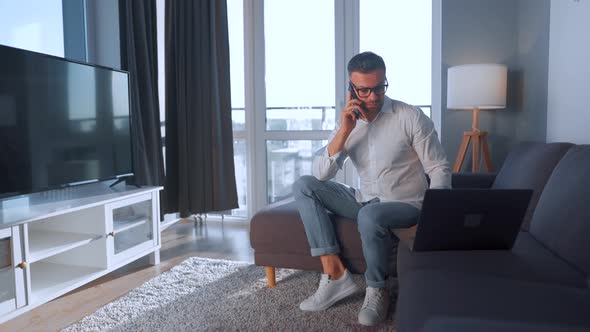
[327,84,368,157]
[341,85,368,134]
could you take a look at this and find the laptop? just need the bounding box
[408,188,533,252]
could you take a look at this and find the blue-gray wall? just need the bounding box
[514,0,550,143]
[63,0,87,62]
[85,0,120,69]
[440,0,550,172]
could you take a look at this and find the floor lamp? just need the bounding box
[447,64,507,173]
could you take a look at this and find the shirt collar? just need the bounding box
[379,96,394,113]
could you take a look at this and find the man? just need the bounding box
[292,51,451,326]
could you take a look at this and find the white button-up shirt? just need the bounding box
[312,96,451,209]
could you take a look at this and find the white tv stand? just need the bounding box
[0,183,162,324]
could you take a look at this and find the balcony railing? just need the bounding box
[159,104,431,216]
[230,104,431,131]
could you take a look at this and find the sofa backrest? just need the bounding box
[529,145,590,277]
[492,142,573,230]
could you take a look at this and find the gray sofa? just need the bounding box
[396,142,590,331]
[250,142,590,330]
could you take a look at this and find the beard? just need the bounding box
[364,101,383,113]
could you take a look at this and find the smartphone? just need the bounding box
[348,82,361,119]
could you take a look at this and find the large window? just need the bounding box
[264,0,336,132]
[229,0,246,132]
[227,0,432,219]
[360,0,432,116]
[266,140,327,203]
[0,0,65,57]
[228,0,248,217]
[232,140,248,217]
[263,0,335,204]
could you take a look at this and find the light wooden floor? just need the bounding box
[0,219,254,332]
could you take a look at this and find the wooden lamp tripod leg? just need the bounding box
[472,133,481,172]
[452,107,493,173]
[481,134,493,172]
[453,133,471,172]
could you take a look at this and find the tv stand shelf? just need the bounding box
[30,262,104,304]
[28,231,102,263]
[0,183,162,324]
[114,218,147,234]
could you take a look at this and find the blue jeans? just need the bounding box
[292,175,420,288]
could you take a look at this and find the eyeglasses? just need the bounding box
[350,79,389,98]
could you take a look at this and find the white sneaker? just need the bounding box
[358,287,390,326]
[299,270,360,311]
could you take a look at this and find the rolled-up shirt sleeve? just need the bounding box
[411,107,452,189]
[312,128,348,181]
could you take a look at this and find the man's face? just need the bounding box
[349,69,387,115]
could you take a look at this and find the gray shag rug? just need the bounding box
[64,257,397,331]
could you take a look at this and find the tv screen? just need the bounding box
[0,45,133,198]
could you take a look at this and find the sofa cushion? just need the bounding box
[529,145,590,276]
[491,142,573,230]
[249,199,367,273]
[396,269,590,332]
[396,231,587,288]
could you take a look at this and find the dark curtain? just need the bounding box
[119,0,166,190]
[164,0,238,217]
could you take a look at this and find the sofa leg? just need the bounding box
[265,266,276,288]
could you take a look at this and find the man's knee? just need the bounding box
[292,175,320,197]
[358,203,419,235]
[357,205,384,236]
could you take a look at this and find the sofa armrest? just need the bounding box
[452,172,496,188]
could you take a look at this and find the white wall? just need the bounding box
[547,0,590,144]
[0,0,64,57]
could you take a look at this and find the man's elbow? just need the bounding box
[312,171,331,182]
[426,168,451,187]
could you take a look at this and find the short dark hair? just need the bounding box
[347,52,386,76]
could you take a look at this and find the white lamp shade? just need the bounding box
[447,64,507,110]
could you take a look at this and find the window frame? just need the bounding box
[237,0,438,219]
[240,0,357,219]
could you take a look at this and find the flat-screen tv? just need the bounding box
[0,44,133,198]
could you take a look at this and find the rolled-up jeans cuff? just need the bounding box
[366,278,387,288]
[310,245,340,257]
